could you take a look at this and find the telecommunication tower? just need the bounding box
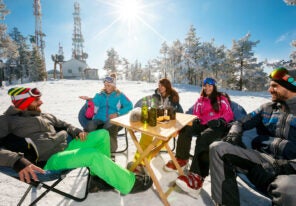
[72,1,88,62]
[33,0,45,60]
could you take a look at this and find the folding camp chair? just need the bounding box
[78,102,129,153]
[0,166,90,206]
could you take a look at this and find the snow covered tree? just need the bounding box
[159,41,169,79]
[9,27,31,83]
[29,46,46,81]
[121,57,130,80]
[283,0,296,5]
[183,25,201,85]
[168,39,183,83]
[103,48,121,74]
[0,1,19,85]
[290,40,296,68]
[197,39,226,83]
[227,33,262,91]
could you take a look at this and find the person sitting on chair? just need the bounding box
[209,67,296,206]
[0,87,152,194]
[128,78,183,172]
[164,77,234,198]
[79,74,133,152]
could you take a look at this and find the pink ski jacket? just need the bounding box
[192,95,234,125]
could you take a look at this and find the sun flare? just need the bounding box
[117,0,141,22]
[94,0,167,41]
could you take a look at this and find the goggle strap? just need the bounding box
[11,93,31,101]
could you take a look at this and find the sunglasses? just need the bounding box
[11,88,42,101]
[270,67,296,86]
[203,78,216,86]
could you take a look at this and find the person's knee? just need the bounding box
[89,129,110,141]
[210,141,224,150]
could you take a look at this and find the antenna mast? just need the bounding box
[72,1,88,62]
[33,0,45,61]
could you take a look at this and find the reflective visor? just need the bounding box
[270,67,296,86]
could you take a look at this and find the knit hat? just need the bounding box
[8,87,42,110]
[269,67,296,92]
[103,76,116,87]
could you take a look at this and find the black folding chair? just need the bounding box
[0,166,90,206]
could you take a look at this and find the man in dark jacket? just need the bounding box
[0,87,152,194]
[210,67,296,206]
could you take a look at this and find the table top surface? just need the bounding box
[110,112,197,140]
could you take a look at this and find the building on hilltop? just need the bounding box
[61,58,98,80]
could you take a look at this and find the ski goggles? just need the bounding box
[103,76,115,84]
[11,88,42,101]
[203,77,216,86]
[269,67,296,86]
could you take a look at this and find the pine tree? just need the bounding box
[0,1,18,85]
[159,41,169,79]
[9,27,31,83]
[227,33,262,91]
[29,46,46,81]
[283,0,296,5]
[103,48,121,74]
[183,25,201,85]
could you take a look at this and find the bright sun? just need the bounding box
[94,0,166,41]
[117,0,141,22]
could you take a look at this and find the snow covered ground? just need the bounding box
[0,79,272,206]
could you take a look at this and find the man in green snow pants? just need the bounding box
[0,87,152,195]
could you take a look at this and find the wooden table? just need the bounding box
[111,112,196,206]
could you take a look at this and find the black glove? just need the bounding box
[247,164,276,194]
[223,132,246,149]
[251,135,272,153]
[273,160,295,175]
[207,118,226,128]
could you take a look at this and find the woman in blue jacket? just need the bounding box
[80,75,133,152]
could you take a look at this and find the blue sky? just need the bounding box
[2,0,296,73]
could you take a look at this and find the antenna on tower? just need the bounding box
[72,1,88,62]
[33,0,46,61]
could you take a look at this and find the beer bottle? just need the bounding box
[141,97,149,124]
[148,98,157,126]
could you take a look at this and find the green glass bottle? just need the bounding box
[141,97,149,124]
[148,98,157,126]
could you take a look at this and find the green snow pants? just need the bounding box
[44,129,136,194]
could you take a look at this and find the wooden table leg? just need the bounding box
[165,142,184,176]
[127,129,171,206]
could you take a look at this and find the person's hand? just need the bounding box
[19,164,45,183]
[207,118,226,128]
[251,136,273,152]
[109,113,119,119]
[223,132,246,148]
[79,96,91,101]
[78,131,88,141]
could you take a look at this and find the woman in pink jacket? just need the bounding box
[164,77,234,198]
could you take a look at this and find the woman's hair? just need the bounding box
[201,84,231,112]
[110,72,117,79]
[159,78,179,103]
